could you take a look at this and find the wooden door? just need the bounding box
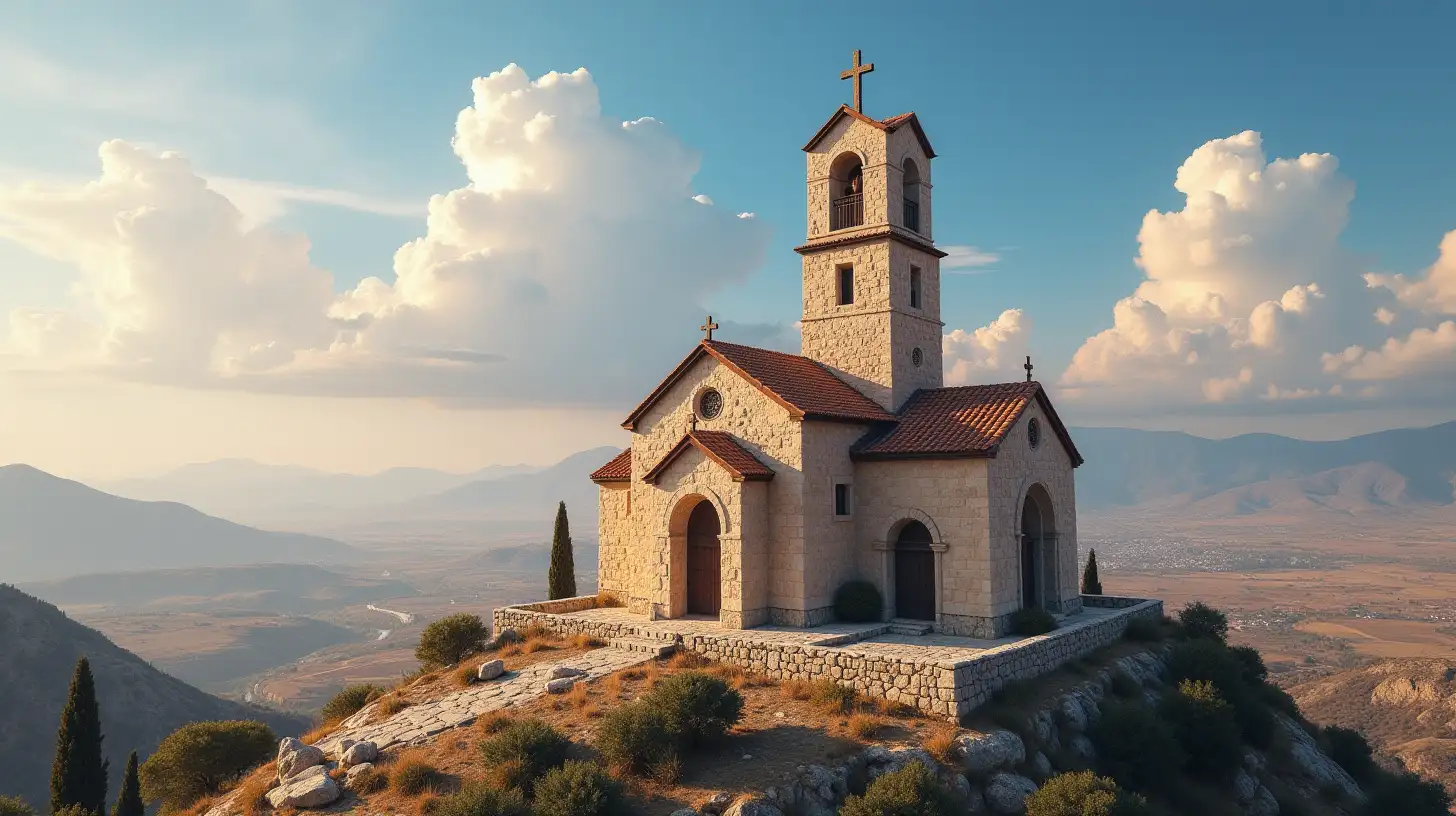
[894,521,935,622]
[686,500,721,616]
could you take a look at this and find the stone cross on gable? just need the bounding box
[700,315,719,341]
[1025,356,1034,382]
[840,50,874,113]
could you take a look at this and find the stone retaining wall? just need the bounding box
[493,604,642,643]
[1081,594,1150,610]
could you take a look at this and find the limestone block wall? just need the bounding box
[806,117,891,238]
[795,422,874,625]
[987,399,1081,620]
[801,309,895,411]
[596,483,631,599]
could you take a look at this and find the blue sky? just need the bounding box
[2,2,1455,476]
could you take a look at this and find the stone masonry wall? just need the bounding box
[595,483,631,599]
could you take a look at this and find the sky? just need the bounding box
[2,1,1455,479]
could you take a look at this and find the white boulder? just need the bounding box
[957,730,1026,775]
[546,676,579,693]
[276,738,325,781]
[550,666,586,679]
[266,774,340,809]
[983,772,1038,814]
[341,740,377,768]
[477,659,505,681]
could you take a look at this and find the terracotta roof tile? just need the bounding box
[802,106,936,158]
[853,382,1084,466]
[642,431,775,484]
[588,448,631,482]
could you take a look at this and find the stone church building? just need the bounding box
[589,61,1085,638]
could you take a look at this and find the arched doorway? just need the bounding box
[894,520,935,621]
[686,500,721,616]
[1020,485,1053,611]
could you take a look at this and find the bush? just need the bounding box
[595,703,676,776]
[1256,682,1301,718]
[834,580,884,623]
[1230,645,1268,683]
[647,672,743,747]
[415,613,490,669]
[531,761,629,816]
[1025,771,1151,816]
[1160,680,1243,782]
[1089,702,1183,795]
[1360,771,1452,816]
[321,683,386,721]
[1322,726,1377,782]
[392,759,442,796]
[1177,602,1228,643]
[138,720,276,811]
[839,761,963,816]
[0,797,34,816]
[1166,639,1245,693]
[479,718,570,794]
[1123,617,1162,643]
[431,781,528,816]
[348,765,387,794]
[809,678,858,714]
[1109,671,1141,699]
[1010,607,1058,636]
[52,807,90,816]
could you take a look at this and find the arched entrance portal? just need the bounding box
[1020,485,1054,611]
[685,500,721,616]
[894,520,936,621]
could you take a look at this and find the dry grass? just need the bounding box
[389,753,441,796]
[414,792,439,816]
[668,651,709,670]
[475,709,515,735]
[519,623,554,641]
[639,663,663,690]
[808,678,858,714]
[603,673,625,699]
[178,794,219,816]
[594,592,624,608]
[872,698,921,718]
[377,695,412,718]
[924,725,960,765]
[569,633,607,649]
[299,722,336,744]
[452,662,477,688]
[847,713,886,741]
[780,678,813,700]
[231,765,275,816]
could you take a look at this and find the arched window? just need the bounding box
[901,158,922,233]
[829,152,864,230]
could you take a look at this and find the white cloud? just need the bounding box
[1374,307,1396,325]
[1364,229,1456,315]
[943,309,1032,385]
[1321,321,1456,380]
[941,245,1001,272]
[1,64,770,406]
[207,177,422,229]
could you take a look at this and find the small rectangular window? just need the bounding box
[910,265,922,309]
[837,264,855,306]
[834,483,852,517]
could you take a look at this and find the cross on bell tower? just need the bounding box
[840,50,874,113]
[1025,356,1035,382]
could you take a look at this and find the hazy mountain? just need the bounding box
[0,464,355,583]
[463,540,601,574]
[0,584,307,810]
[1073,421,1456,511]
[387,446,623,521]
[98,459,539,526]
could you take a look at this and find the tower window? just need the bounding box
[837,264,855,306]
[912,347,923,367]
[910,266,922,309]
[834,483,852,517]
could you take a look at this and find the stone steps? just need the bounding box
[609,636,678,657]
[887,619,933,636]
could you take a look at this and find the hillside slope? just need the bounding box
[0,464,355,582]
[0,585,308,810]
[388,446,621,521]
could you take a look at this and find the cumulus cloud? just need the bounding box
[1,64,770,406]
[1364,229,1456,315]
[943,309,1031,385]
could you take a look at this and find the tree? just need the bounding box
[1081,549,1103,595]
[1025,771,1150,816]
[139,721,275,812]
[415,614,490,669]
[111,752,142,816]
[548,501,577,600]
[1177,601,1229,643]
[0,796,35,816]
[52,657,108,816]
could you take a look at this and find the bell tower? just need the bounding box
[797,51,946,412]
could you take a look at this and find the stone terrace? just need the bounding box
[494,595,1163,721]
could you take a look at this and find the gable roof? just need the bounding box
[642,430,775,484]
[802,105,936,159]
[621,340,895,430]
[588,448,632,483]
[851,382,1084,467]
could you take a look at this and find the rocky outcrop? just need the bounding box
[265,774,339,809]
[275,738,324,782]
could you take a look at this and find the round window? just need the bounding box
[911,347,923,367]
[1028,417,1042,449]
[698,388,723,420]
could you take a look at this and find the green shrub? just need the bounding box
[809,677,859,714]
[1359,771,1452,816]
[1161,680,1243,782]
[1322,726,1377,782]
[834,580,884,623]
[1166,639,1246,693]
[1089,701,1184,794]
[1122,617,1162,643]
[1256,683,1301,718]
[1230,645,1268,683]
[531,760,629,816]
[0,797,34,816]
[1025,771,1151,816]
[415,613,490,669]
[1229,687,1277,749]
[479,718,570,794]
[52,806,91,816]
[1109,671,1141,699]
[391,759,441,796]
[595,703,677,776]
[431,781,528,816]
[1177,602,1228,643]
[1010,607,1058,636]
[138,720,276,811]
[839,761,963,816]
[321,683,386,721]
[648,671,743,747]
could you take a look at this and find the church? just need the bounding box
[588,54,1085,639]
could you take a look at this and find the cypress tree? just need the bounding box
[51,657,108,816]
[1081,549,1103,595]
[111,752,141,816]
[547,501,576,600]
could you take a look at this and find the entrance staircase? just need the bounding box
[887,618,933,636]
[608,628,680,658]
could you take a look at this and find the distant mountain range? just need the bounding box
[0,584,306,810]
[0,464,356,583]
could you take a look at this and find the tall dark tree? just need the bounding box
[548,501,576,600]
[1081,549,1103,595]
[51,657,108,816]
[110,752,142,816]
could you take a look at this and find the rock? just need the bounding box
[951,773,972,798]
[485,629,520,651]
[266,774,340,809]
[341,740,377,768]
[545,676,579,693]
[792,763,844,813]
[1029,751,1053,780]
[1234,769,1260,804]
[1247,785,1280,816]
[1066,734,1097,765]
[276,738,325,781]
[550,666,586,679]
[669,810,699,816]
[966,785,987,813]
[722,799,783,816]
[281,764,327,785]
[1276,714,1363,800]
[1030,709,1059,751]
[700,792,733,815]
[477,659,505,681]
[343,763,376,792]
[1056,694,1088,732]
[957,730,1026,775]
[983,772,1038,814]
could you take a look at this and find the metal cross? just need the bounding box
[840,50,874,113]
[1025,356,1034,382]
[700,315,719,341]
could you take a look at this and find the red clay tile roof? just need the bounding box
[642,431,775,484]
[852,382,1084,467]
[588,448,631,483]
[802,105,936,158]
[621,340,895,430]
